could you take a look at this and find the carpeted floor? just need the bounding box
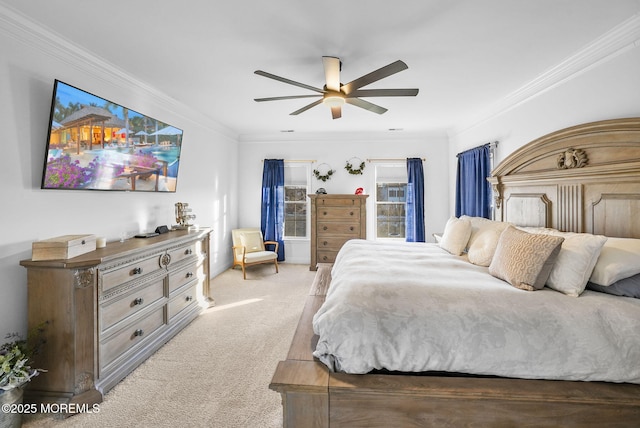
[22,263,315,428]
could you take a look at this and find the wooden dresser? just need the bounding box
[20,228,212,408]
[309,194,368,270]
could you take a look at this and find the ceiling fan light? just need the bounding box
[323,95,345,108]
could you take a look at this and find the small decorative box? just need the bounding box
[32,234,97,261]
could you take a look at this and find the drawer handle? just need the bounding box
[323,241,328,246]
[186,272,194,278]
[185,296,194,302]
[133,329,144,337]
[323,226,328,231]
[131,267,143,275]
[133,297,144,306]
[350,211,354,216]
[322,256,328,261]
[350,226,354,231]
[323,211,327,215]
[160,254,172,267]
[184,248,193,255]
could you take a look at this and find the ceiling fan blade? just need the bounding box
[254,95,322,102]
[345,98,388,115]
[290,99,323,115]
[346,88,419,98]
[254,70,325,94]
[330,105,342,120]
[323,56,341,92]
[341,60,408,94]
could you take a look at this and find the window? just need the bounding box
[284,164,310,238]
[375,164,407,239]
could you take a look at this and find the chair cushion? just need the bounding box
[240,230,265,253]
[244,251,277,263]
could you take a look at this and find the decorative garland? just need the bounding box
[313,163,335,182]
[345,157,366,175]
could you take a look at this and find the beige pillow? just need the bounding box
[489,226,565,291]
[541,230,607,296]
[589,237,640,286]
[240,231,265,253]
[439,217,472,256]
[461,216,511,266]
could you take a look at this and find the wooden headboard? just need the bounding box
[488,118,640,238]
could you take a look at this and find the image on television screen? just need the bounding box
[41,80,183,192]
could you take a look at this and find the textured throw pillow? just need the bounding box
[542,231,607,297]
[461,216,511,266]
[489,226,564,291]
[439,217,472,256]
[589,237,640,286]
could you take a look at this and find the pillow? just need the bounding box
[542,231,607,297]
[488,226,564,291]
[439,217,472,256]
[586,273,640,299]
[589,237,640,286]
[461,216,511,266]
[240,231,265,253]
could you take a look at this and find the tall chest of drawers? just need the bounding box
[309,194,368,270]
[20,228,212,407]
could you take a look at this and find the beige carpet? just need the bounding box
[23,263,315,428]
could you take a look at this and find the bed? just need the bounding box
[270,118,640,427]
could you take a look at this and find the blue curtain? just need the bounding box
[406,158,425,242]
[261,159,285,261]
[455,144,491,219]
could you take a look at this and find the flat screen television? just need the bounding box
[41,80,183,192]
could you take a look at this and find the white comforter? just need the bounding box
[312,240,640,384]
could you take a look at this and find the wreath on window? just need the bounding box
[313,163,335,182]
[345,157,366,175]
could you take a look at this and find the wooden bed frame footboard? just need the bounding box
[270,265,640,427]
[270,118,640,427]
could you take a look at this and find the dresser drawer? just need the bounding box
[317,222,360,235]
[100,278,166,333]
[168,281,198,321]
[317,250,339,264]
[168,261,203,294]
[167,241,199,266]
[100,306,166,371]
[314,197,362,206]
[317,206,360,221]
[316,236,354,251]
[101,255,163,293]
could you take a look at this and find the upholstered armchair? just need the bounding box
[231,228,279,279]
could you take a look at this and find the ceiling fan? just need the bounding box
[254,56,419,119]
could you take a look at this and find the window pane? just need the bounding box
[376,203,406,238]
[376,183,407,202]
[284,185,307,237]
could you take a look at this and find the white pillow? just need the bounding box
[462,216,511,266]
[543,231,607,296]
[439,217,472,256]
[589,237,640,286]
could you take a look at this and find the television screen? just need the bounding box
[41,80,183,192]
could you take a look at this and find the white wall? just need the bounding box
[237,134,450,264]
[0,15,238,337]
[448,43,640,213]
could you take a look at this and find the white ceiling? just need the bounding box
[3,0,639,139]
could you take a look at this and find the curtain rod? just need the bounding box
[261,159,316,163]
[366,157,425,162]
[456,141,499,157]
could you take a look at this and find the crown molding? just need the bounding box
[450,13,640,138]
[0,3,238,141]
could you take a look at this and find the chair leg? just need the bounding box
[242,265,246,280]
[274,260,279,274]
